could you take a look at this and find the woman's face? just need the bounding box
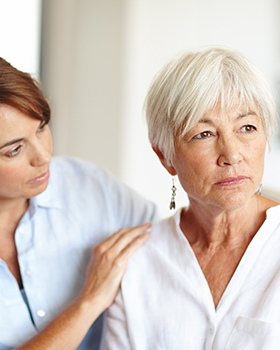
[0,105,52,202]
[158,104,267,211]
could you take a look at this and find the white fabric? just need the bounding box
[102,205,280,350]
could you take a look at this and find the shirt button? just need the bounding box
[18,226,26,234]
[209,327,214,335]
[25,269,33,276]
[37,309,46,317]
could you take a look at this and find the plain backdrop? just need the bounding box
[1,0,280,217]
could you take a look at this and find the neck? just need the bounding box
[181,195,266,250]
[0,198,29,239]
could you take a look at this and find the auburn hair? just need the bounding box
[0,58,51,123]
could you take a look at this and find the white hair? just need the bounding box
[145,47,277,165]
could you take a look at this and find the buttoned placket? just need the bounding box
[0,217,38,347]
[15,205,49,330]
[205,206,280,349]
[174,214,219,350]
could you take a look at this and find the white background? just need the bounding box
[0,0,41,75]
[1,0,280,217]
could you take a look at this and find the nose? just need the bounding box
[30,139,52,167]
[217,136,242,166]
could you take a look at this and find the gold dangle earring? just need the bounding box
[169,177,177,210]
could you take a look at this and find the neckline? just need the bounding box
[172,204,280,316]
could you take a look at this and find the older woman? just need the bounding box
[0,57,157,350]
[102,47,280,349]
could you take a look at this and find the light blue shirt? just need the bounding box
[0,157,158,350]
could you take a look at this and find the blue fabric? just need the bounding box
[0,157,158,350]
[20,289,36,328]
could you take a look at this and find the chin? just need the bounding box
[211,191,254,211]
[26,181,49,198]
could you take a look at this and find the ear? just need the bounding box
[152,145,177,176]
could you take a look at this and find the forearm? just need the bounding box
[15,224,150,350]
[16,297,103,350]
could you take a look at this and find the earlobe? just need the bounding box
[152,145,177,176]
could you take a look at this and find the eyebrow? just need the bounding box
[237,111,258,119]
[0,138,23,150]
[198,111,258,124]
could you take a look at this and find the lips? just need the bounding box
[28,170,50,184]
[214,176,249,186]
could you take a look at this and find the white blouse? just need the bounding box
[102,205,280,350]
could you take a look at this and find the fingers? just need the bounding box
[114,229,151,263]
[108,223,151,255]
[82,225,152,311]
[92,223,152,277]
[94,223,152,257]
[101,226,151,278]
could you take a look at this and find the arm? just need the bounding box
[15,223,151,350]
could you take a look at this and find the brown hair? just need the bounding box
[0,57,51,123]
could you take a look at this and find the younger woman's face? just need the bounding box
[0,105,52,202]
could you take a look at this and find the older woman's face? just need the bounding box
[0,105,52,202]
[163,105,267,211]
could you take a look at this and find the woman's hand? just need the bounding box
[78,223,152,313]
[16,223,151,350]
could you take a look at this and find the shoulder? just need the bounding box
[128,209,185,261]
[50,156,106,176]
[47,156,158,227]
[49,156,126,192]
[255,194,280,221]
[260,194,279,208]
[122,208,191,290]
[265,203,280,225]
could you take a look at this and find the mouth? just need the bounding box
[28,170,50,184]
[214,176,249,187]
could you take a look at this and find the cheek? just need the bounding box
[175,146,213,174]
[174,152,212,189]
[247,139,266,171]
[0,166,24,187]
[43,127,53,153]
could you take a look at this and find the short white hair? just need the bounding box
[145,47,277,165]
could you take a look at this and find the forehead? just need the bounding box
[0,105,39,138]
[0,104,23,118]
[0,105,26,127]
[201,104,261,122]
[0,104,38,122]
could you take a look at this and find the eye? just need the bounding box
[37,121,46,132]
[240,125,256,133]
[7,145,22,157]
[193,131,213,140]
